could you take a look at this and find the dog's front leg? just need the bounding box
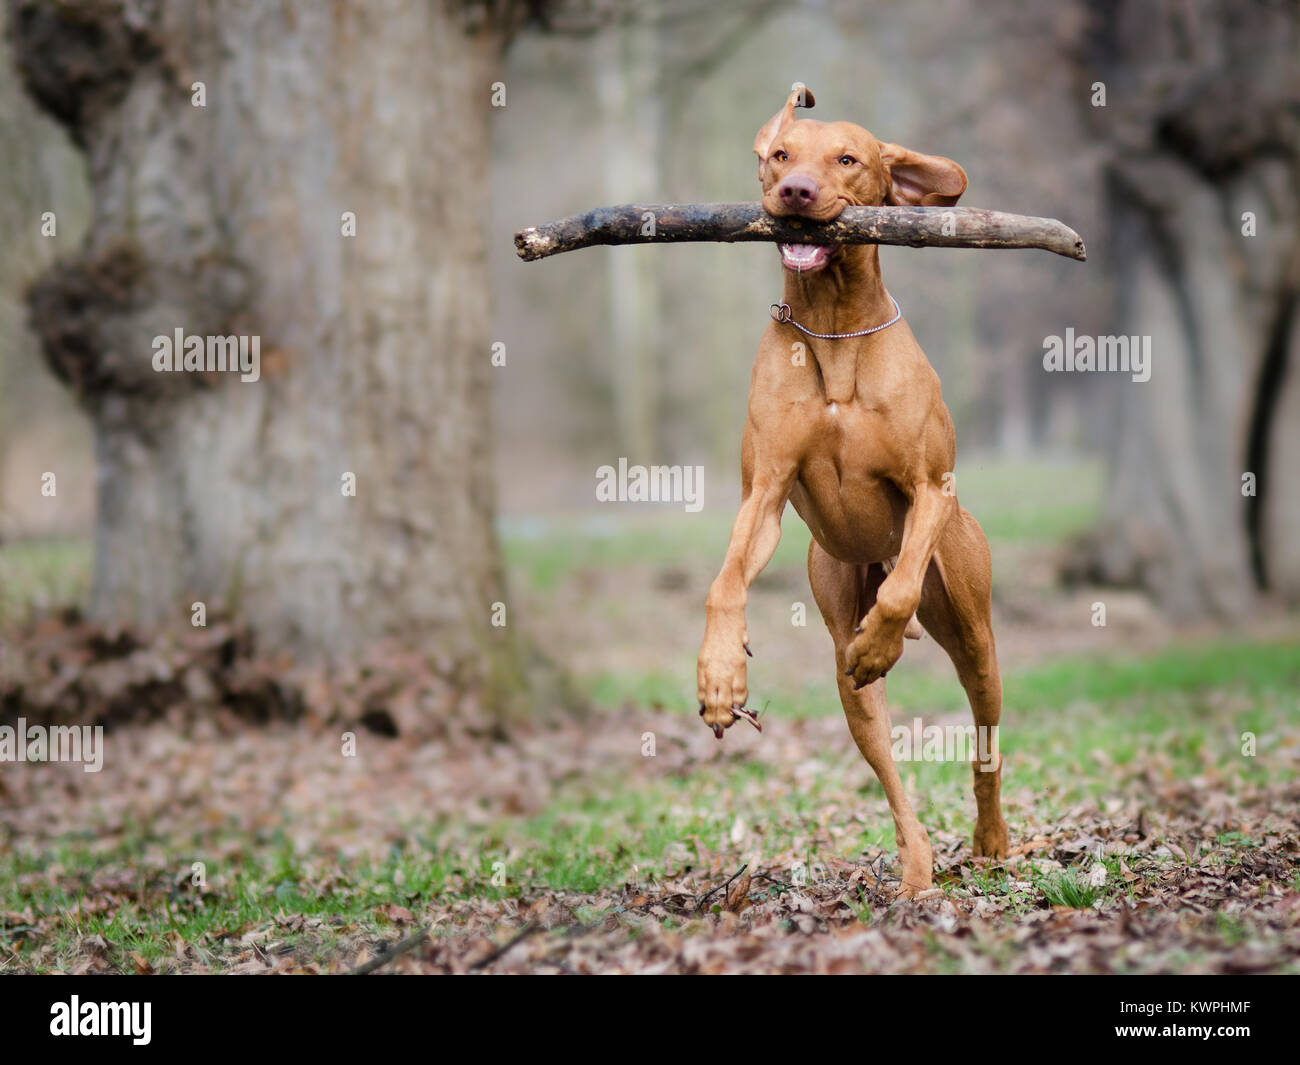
[845,480,955,689]
[698,468,794,737]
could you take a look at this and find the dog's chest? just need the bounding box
[789,396,907,562]
[805,396,889,471]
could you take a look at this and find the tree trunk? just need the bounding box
[10,0,526,687]
[0,1,91,541]
[595,11,663,463]
[1076,0,1300,618]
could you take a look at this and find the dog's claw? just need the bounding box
[731,703,762,732]
[712,723,724,740]
[743,642,753,658]
[699,702,706,717]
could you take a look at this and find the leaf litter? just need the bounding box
[1,612,1298,973]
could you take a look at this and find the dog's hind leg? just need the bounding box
[915,505,1010,859]
[808,539,933,897]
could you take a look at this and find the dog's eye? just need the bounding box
[838,155,857,166]
[773,150,788,162]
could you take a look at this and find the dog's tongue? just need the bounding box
[779,243,831,271]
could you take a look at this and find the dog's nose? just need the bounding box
[777,173,819,209]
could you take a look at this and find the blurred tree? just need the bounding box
[595,0,780,464]
[596,10,664,462]
[1074,0,1300,616]
[7,0,550,701]
[0,3,90,539]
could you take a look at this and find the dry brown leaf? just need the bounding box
[724,871,753,913]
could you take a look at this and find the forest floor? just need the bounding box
[3,458,1300,974]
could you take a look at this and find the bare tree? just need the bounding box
[8,0,538,699]
[1069,0,1300,616]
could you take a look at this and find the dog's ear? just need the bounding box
[878,142,967,206]
[753,83,815,177]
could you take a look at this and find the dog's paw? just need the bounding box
[972,819,1010,859]
[697,640,749,739]
[892,866,935,901]
[843,610,906,689]
[891,830,934,900]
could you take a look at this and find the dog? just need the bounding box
[696,86,1009,897]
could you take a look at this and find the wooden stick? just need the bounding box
[347,926,429,975]
[515,203,1086,262]
[468,922,541,971]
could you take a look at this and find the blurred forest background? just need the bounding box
[4,1,1297,657]
[0,0,1298,976]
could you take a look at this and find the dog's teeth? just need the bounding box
[781,243,825,267]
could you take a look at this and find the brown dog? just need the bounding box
[697,86,1009,896]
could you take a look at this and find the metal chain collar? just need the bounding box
[769,293,902,340]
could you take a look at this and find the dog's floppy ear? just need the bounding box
[878,142,967,206]
[753,83,815,177]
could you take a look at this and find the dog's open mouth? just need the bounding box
[779,243,836,273]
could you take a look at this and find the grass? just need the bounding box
[459,639,1295,899]
[501,455,1104,593]
[4,637,1293,969]
[2,639,1295,971]
[955,456,1103,544]
[1038,868,1104,909]
[0,536,91,625]
[0,838,470,972]
[2,455,1297,971]
[0,455,1100,614]
[583,637,1300,722]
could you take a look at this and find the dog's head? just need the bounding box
[753,85,967,274]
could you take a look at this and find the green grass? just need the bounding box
[0,536,91,624]
[0,838,472,972]
[0,457,1101,622]
[576,637,1296,862]
[1039,868,1103,908]
[998,641,1299,712]
[955,456,1103,543]
[500,511,813,594]
[1,456,1295,972]
[499,456,1104,593]
[2,635,1294,971]
[0,457,1100,613]
[585,638,1300,720]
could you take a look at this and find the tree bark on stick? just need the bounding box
[515,203,1087,262]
